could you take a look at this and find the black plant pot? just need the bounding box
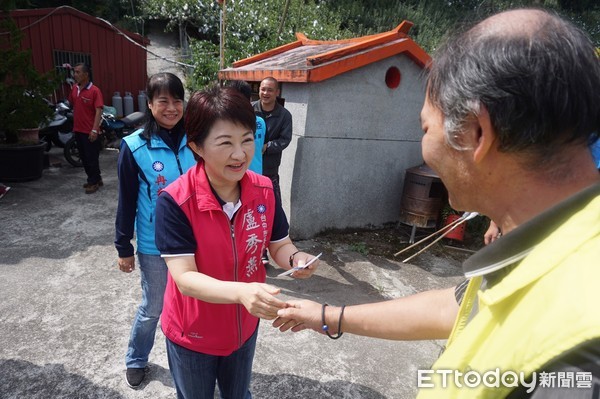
[0,141,46,182]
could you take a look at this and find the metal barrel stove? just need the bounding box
[399,164,447,243]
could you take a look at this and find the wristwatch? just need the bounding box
[91,129,98,134]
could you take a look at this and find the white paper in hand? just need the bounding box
[277,252,322,277]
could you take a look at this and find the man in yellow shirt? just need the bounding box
[275,8,600,398]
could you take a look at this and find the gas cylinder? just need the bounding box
[123,92,134,116]
[138,90,148,113]
[112,92,123,118]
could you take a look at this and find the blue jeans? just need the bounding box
[166,327,258,399]
[125,253,168,369]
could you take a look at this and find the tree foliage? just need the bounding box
[135,0,351,89]
[9,0,140,32]
[0,16,59,143]
[136,0,598,90]
[324,0,600,52]
[8,0,599,91]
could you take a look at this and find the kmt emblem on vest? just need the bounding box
[152,161,164,172]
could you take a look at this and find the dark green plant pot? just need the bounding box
[0,142,46,182]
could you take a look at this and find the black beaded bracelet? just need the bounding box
[321,303,346,340]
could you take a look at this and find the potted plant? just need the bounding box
[0,14,59,181]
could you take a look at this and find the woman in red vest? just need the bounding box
[155,85,319,399]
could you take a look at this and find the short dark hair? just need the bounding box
[227,80,252,101]
[260,76,279,89]
[75,62,90,74]
[185,85,256,161]
[426,9,600,168]
[75,62,92,80]
[144,72,185,136]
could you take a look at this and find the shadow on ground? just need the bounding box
[0,147,465,399]
[0,359,126,399]
[252,372,387,399]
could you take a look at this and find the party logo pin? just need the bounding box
[152,161,164,172]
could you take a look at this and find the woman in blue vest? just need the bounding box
[114,72,196,389]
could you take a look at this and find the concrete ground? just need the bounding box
[145,23,189,100]
[0,148,464,398]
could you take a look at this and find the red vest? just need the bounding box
[160,162,275,356]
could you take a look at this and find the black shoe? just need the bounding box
[126,367,146,389]
[83,180,103,188]
[84,183,100,194]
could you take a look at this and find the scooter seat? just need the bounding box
[121,112,146,126]
[105,119,125,130]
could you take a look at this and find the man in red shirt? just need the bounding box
[69,63,104,194]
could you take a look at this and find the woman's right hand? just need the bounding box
[238,283,287,320]
[118,256,135,273]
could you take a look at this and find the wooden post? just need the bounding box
[219,0,226,71]
[277,0,291,38]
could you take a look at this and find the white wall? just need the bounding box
[278,54,427,238]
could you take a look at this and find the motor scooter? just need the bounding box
[63,110,146,167]
[38,99,73,151]
[100,110,146,149]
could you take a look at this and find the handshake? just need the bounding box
[273,300,345,339]
[240,251,344,338]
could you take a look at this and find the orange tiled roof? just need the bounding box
[218,21,430,83]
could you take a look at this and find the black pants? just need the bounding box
[75,132,102,185]
[263,173,281,260]
[265,173,281,208]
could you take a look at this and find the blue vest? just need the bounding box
[249,116,266,174]
[124,129,196,254]
[591,139,600,169]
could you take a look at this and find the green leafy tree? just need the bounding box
[10,0,140,33]
[136,0,218,32]
[136,0,351,89]
[115,0,600,88]
[0,15,59,144]
[189,0,350,88]
[323,0,600,51]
